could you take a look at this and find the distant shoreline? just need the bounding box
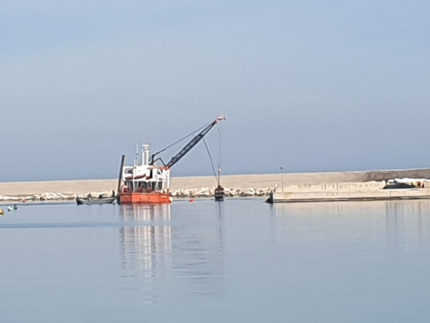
[2,168,430,203]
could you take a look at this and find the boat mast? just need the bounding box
[117,155,126,198]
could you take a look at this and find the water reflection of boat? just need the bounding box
[119,202,225,297]
[120,204,172,277]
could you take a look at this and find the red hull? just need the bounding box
[119,192,172,204]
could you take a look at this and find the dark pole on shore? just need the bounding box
[280,166,284,192]
[117,155,126,201]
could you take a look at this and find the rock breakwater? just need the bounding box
[171,187,272,198]
[0,187,273,203]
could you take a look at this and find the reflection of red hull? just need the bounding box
[119,192,172,204]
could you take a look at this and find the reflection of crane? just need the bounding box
[151,115,226,169]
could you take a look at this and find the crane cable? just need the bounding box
[203,138,218,181]
[203,122,223,183]
[217,123,223,184]
[152,122,211,158]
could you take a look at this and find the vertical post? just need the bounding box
[167,169,170,193]
[280,166,284,192]
[117,155,126,198]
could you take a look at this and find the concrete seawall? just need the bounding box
[1,168,430,203]
[270,181,430,203]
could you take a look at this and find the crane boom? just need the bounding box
[165,115,226,169]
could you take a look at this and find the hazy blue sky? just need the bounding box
[1,0,429,181]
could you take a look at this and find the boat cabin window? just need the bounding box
[138,182,149,189]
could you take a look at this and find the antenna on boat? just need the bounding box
[134,144,139,166]
[142,144,150,166]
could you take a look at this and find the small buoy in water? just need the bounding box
[13,204,17,210]
[7,206,13,212]
[189,198,195,203]
[0,209,4,216]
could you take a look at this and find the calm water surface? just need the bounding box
[1,199,430,322]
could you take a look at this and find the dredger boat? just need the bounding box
[117,115,226,204]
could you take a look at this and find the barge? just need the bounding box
[118,115,226,204]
